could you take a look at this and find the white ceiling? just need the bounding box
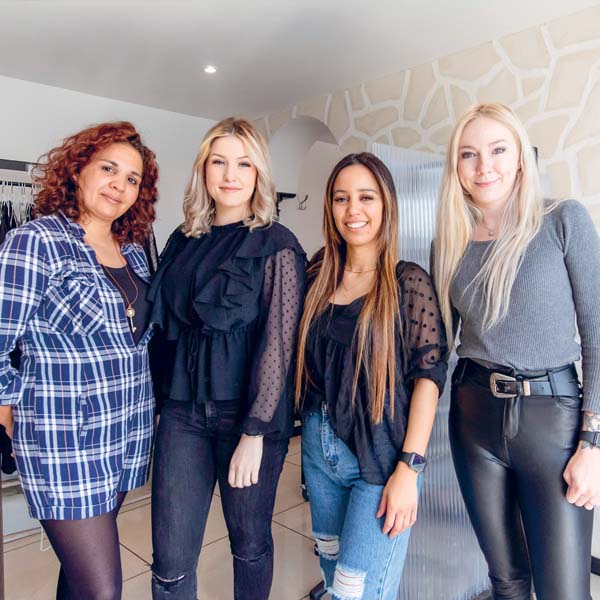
[1,0,598,119]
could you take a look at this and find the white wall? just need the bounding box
[0,75,215,248]
[269,116,337,197]
[278,141,343,258]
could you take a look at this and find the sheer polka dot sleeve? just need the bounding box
[398,262,448,394]
[242,247,306,436]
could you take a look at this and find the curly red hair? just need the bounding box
[33,121,159,244]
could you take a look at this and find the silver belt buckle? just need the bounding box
[490,372,517,398]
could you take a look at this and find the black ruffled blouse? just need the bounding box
[148,220,306,439]
[302,261,448,484]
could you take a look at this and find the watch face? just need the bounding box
[401,451,427,473]
[409,453,427,473]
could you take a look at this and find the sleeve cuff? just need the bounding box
[0,368,23,406]
[406,365,447,397]
[242,415,282,437]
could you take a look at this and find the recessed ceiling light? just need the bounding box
[204,65,217,74]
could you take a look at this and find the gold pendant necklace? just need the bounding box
[102,263,139,333]
[479,222,496,237]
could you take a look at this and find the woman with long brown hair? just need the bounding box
[0,121,159,599]
[296,152,447,599]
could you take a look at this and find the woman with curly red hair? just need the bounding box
[0,121,159,599]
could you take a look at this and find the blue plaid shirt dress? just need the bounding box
[0,212,155,520]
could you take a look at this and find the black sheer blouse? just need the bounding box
[148,221,306,439]
[302,261,448,484]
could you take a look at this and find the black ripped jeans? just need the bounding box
[450,358,593,600]
[151,400,288,600]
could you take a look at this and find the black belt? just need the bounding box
[463,359,581,399]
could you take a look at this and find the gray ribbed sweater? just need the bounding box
[451,200,600,413]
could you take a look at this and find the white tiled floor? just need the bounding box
[3,436,322,600]
[3,434,600,599]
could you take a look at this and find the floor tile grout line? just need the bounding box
[271,521,315,543]
[273,499,306,516]
[198,532,231,549]
[120,496,151,513]
[3,533,43,554]
[273,500,309,517]
[119,543,152,567]
[122,565,151,583]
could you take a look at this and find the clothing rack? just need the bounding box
[0,180,34,188]
[0,176,36,232]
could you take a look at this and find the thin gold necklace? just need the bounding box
[341,270,375,295]
[344,266,377,273]
[480,222,496,237]
[102,263,139,333]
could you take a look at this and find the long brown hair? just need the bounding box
[295,153,400,424]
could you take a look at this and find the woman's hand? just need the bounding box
[228,434,264,488]
[0,406,13,439]
[376,462,419,538]
[563,444,600,509]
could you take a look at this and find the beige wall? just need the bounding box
[255,4,600,224]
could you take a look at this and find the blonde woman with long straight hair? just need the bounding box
[434,102,600,600]
[296,153,447,599]
[147,117,305,600]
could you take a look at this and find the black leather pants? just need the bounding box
[449,359,593,600]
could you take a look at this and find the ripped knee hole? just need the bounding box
[332,565,366,600]
[152,571,186,584]
[315,535,339,560]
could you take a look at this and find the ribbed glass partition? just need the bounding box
[373,144,490,600]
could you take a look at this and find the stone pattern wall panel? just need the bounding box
[258,4,600,205]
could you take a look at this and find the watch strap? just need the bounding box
[399,451,427,472]
[580,431,600,447]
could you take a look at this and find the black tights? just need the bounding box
[41,492,127,600]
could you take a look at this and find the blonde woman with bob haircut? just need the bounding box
[434,102,600,600]
[296,153,447,600]
[148,117,305,600]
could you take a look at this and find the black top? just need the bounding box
[148,220,306,439]
[102,264,151,345]
[302,260,448,484]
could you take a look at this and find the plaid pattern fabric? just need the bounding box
[0,213,155,519]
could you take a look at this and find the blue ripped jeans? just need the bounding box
[302,406,417,600]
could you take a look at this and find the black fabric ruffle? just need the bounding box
[149,222,303,335]
[148,221,305,439]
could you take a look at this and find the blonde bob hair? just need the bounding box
[181,117,276,237]
[434,102,554,347]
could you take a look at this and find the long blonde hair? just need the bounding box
[181,117,276,237]
[295,153,401,425]
[434,102,551,346]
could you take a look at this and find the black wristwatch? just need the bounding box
[399,451,427,473]
[580,431,600,447]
